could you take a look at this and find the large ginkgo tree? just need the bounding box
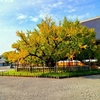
[2,16,96,67]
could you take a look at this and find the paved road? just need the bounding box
[0,75,100,100]
[0,66,14,72]
[0,66,10,69]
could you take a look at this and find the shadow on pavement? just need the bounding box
[83,74,100,79]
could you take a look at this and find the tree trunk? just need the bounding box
[45,58,55,67]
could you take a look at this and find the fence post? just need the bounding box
[42,62,45,74]
[54,66,56,73]
[43,65,44,74]
[2,71,3,76]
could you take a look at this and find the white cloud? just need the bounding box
[52,1,63,8]
[68,8,76,13]
[78,13,90,20]
[67,5,72,9]
[39,7,51,19]
[38,1,63,19]
[47,1,63,9]
[39,13,47,19]
[16,14,27,20]
[67,5,76,13]
[0,0,14,2]
[67,13,90,20]
[27,0,35,5]
[16,14,39,23]
[29,16,38,22]
[0,26,16,33]
[26,0,43,5]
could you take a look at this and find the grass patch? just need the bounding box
[0,69,100,78]
[0,70,42,77]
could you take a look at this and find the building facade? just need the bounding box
[81,16,100,43]
[0,57,9,66]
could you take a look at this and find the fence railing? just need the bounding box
[14,64,90,73]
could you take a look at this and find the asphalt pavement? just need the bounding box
[0,66,13,71]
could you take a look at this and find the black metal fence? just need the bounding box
[14,64,90,73]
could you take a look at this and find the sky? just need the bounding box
[0,0,100,55]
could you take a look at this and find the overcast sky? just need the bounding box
[0,0,100,55]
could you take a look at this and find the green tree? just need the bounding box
[3,16,96,67]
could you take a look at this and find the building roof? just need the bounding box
[81,16,100,40]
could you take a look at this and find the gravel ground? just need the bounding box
[0,75,100,100]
